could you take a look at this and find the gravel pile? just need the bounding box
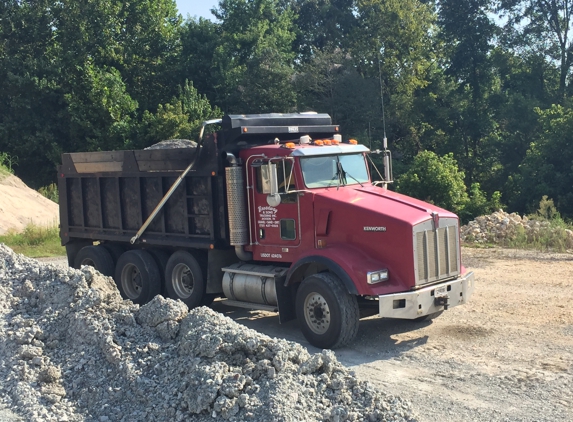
[0,244,416,422]
[461,210,573,247]
[144,139,197,150]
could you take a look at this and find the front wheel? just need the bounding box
[295,272,359,349]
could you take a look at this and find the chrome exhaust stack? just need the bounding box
[225,153,252,261]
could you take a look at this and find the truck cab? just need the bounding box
[59,112,475,349]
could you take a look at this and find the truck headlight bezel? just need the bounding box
[367,269,389,284]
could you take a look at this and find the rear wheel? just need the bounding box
[73,245,115,277]
[295,272,359,349]
[114,250,161,304]
[165,251,205,308]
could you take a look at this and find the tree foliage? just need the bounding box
[1,0,573,221]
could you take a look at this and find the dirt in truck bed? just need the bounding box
[2,246,573,421]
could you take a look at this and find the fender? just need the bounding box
[286,254,359,295]
[285,244,395,296]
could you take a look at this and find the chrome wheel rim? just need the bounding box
[172,263,194,299]
[121,263,142,299]
[304,292,331,335]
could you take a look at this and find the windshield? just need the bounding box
[300,153,370,188]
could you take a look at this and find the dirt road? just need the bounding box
[212,247,573,421]
[42,248,573,421]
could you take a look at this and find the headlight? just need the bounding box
[367,269,389,284]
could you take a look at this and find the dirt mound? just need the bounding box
[0,244,417,422]
[0,174,59,235]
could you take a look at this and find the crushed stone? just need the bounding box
[0,244,417,421]
[144,139,197,150]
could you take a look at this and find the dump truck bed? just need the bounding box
[58,143,227,249]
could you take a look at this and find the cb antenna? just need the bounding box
[378,47,387,150]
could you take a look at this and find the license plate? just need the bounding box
[434,285,448,297]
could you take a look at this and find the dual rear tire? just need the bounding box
[73,245,207,307]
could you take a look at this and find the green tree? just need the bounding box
[499,0,573,101]
[0,0,65,186]
[289,0,356,62]
[437,0,501,187]
[130,81,221,149]
[514,105,573,218]
[212,0,298,112]
[396,151,469,215]
[351,0,437,156]
[180,18,220,100]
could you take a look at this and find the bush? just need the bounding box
[38,183,59,203]
[0,152,18,175]
[396,151,468,215]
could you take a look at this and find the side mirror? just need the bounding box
[261,163,278,194]
[261,163,281,206]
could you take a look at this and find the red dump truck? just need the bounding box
[58,113,475,349]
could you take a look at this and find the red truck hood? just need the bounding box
[311,184,459,295]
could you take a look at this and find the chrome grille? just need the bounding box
[414,220,459,285]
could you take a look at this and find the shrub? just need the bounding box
[38,183,59,203]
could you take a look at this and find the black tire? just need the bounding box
[165,251,205,308]
[114,250,161,304]
[295,272,359,349]
[412,310,444,322]
[147,249,171,296]
[102,243,126,265]
[73,245,115,277]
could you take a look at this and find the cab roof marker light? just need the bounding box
[314,140,324,146]
[284,142,296,149]
[323,139,332,145]
[348,139,358,145]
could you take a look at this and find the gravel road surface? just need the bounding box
[35,247,573,421]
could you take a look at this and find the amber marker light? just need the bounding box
[243,127,248,133]
[314,140,324,146]
[349,139,358,145]
[285,142,296,148]
[323,139,332,145]
[331,139,340,145]
[211,171,216,176]
[335,126,339,131]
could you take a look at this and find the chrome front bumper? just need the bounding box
[378,272,475,319]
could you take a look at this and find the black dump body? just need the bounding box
[58,113,337,250]
[58,138,228,249]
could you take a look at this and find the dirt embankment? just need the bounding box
[0,175,59,234]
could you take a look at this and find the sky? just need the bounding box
[176,0,219,20]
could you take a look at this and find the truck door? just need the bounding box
[250,158,301,260]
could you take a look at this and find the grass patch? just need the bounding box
[503,220,573,252]
[0,223,65,258]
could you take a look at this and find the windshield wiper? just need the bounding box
[336,160,347,187]
[343,169,364,187]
